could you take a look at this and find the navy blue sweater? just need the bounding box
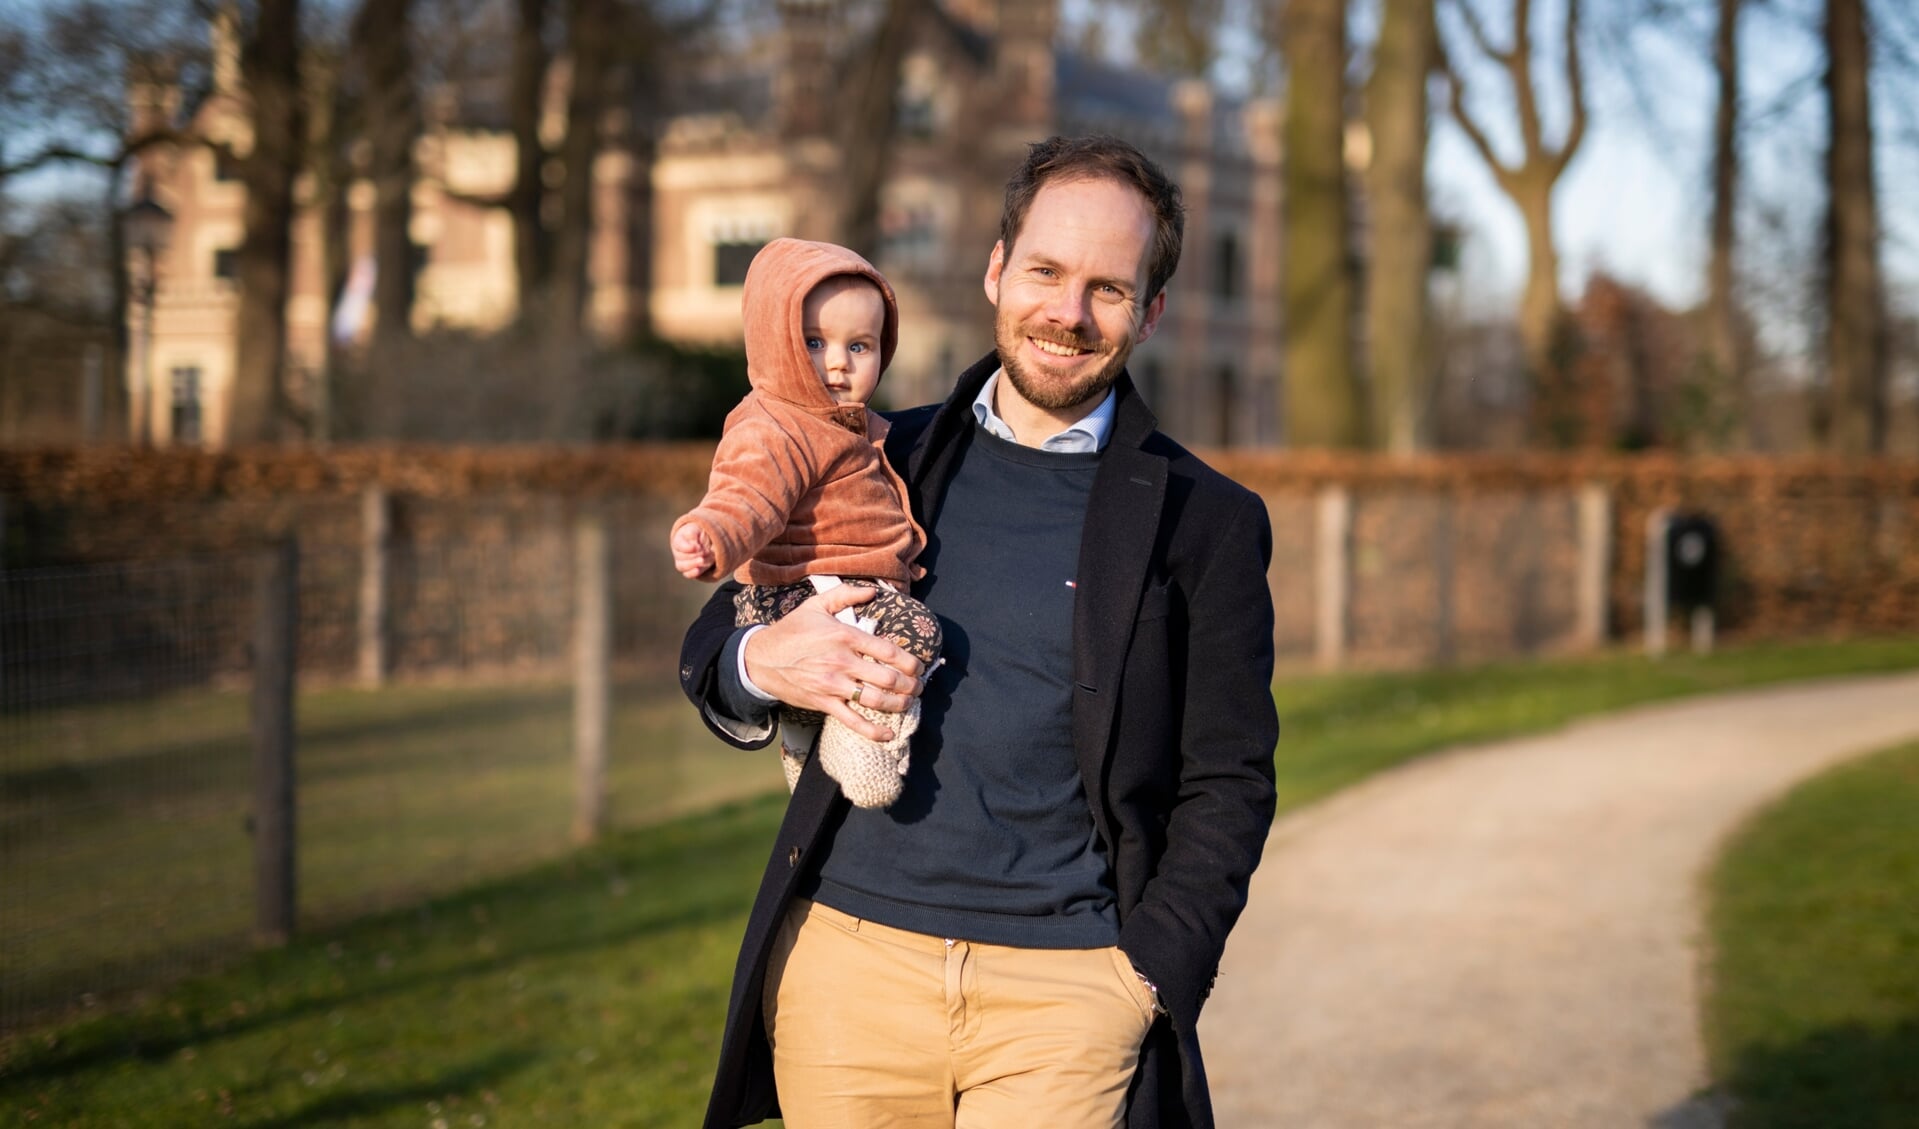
[802,424,1119,947]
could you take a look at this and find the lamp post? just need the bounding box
[124,193,173,446]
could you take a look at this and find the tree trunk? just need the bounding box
[550,0,612,343]
[311,53,353,441]
[1704,0,1741,446]
[1824,0,1885,454]
[1364,0,1435,453]
[835,0,923,259]
[1281,0,1361,448]
[230,0,304,444]
[511,0,551,320]
[1515,175,1560,380]
[105,161,132,441]
[352,0,418,348]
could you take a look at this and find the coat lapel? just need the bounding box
[903,353,997,528]
[1071,375,1165,849]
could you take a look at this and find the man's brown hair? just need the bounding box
[997,135,1186,303]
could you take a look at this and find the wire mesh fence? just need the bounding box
[0,531,778,1034]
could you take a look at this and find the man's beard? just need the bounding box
[994,309,1135,413]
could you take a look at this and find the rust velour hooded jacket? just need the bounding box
[670,238,928,587]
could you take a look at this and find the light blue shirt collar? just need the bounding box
[970,369,1115,453]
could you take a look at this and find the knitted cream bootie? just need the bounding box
[777,719,819,794]
[816,697,920,809]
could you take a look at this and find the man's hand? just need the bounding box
[671,523,716,579]
[744,585,925,741]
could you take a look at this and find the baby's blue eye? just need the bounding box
[849,341,869,354]
[805,336,824,350]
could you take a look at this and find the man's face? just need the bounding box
[802,277,886,406]
[984,176,1166,416]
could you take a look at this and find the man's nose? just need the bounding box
[1040,285,1090,328]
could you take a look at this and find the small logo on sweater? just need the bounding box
[1064,580,1077,589]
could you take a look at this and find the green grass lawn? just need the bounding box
[1,679,783,1027]
[1704,739,1919,1129]
[3,637,1918,1126]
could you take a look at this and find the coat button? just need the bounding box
[788,846,801,868]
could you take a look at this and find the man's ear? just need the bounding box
[982,241,1006,307]
[1135,290,1167,345]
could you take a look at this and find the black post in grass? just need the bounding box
[252,536,298,945]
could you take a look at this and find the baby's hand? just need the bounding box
[671,524,716,579]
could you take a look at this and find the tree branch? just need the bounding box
[1554,0,1589,174]
[0,145,112,180]
[1509,0,1545,155]
[1450,0,1516,68]
[1440,50,1517,189]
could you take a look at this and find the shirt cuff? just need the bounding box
[732,625,780,704]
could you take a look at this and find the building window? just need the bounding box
[411,241,431,276]
[879,204,939,270]
[170,366,202,444]
[1214,232,1239,303]
[713,240,765,287]
[214,147,241,182]
[213,247,238,282]
[898,94,936,139]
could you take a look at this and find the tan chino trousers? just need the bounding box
[763,899,1157,1127]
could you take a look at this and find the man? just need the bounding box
[679,135,1278,1129]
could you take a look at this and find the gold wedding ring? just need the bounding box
[851,683,864,706]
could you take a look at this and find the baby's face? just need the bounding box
[802,277,885,406]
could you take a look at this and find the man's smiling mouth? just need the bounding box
[1031,337,1092,358]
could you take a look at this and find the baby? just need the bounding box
[669,238,941,809]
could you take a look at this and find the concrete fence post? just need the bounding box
[252,537,299,945]
[358,486,390,686]
[1576,484,1613,650]
[573,510,611,844]
[1316,486,1352,670]
[1644,508,1672,657]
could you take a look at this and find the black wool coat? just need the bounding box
[678,354,1280,1129]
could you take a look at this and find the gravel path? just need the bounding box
[1201,670,1919,1128]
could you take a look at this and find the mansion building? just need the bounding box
[129,0,1284,448]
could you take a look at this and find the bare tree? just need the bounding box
[547,0,616,342]
[509,0,553,316]
[1823,0,1886,453]
[1281,0,1363,448]
[350,0,419,348]
[1439,0,1588,412]
[1365,0,1438,452]
[834,0,927,259]
[228,0,304,443]
[1702,0,1743,445]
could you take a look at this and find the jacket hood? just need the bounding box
[740,238,900,419]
